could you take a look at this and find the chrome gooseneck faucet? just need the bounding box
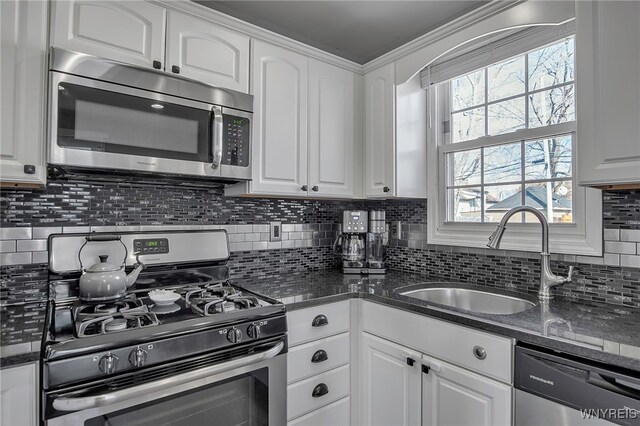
[486,206,574,300]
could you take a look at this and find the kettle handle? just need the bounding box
[78,234,128,271]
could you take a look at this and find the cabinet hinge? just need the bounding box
[443,120,451,134]
[422,364,430,374]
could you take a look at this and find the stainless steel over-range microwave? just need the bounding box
[48,48,253,181]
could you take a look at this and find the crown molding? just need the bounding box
[362,1,525,75]
[150,0,363,74]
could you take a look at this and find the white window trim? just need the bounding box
[426,81,602,257]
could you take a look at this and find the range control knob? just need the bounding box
[227,327,242,343]
[129,347,148,368]
[98,353,119,374]
[247,324,262,339]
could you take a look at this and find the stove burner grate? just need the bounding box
[184,283,262,316]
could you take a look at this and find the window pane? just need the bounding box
[449,187,483,222]
[451,70,485,110]
[484,143,522,184]
[524,136,572,180]
[452,108,485,142]
[528,37,575,91]
[484,184,523,223]
[528,85,575,128]
[488,97,525,135]
[523,181,573,223]
[488,56,525,102]
[449,149,481,186]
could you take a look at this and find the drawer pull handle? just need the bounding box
[312,383,329,398]
[473,345,487,360]
[311,350,328,363]
[311,314,328,327]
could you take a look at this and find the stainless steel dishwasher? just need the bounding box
[515,344,640,426]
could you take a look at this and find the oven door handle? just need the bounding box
[211,105,223,170]
[52,340,284,412]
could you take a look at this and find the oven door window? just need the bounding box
[56,82,212,162]
[84,369,269,426]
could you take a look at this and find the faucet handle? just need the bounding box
[565,266,575,282]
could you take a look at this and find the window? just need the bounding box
[445,37,575,224]
[425,29,602,256]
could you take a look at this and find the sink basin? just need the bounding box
[398,287,536,315]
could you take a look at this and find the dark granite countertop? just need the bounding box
[0,302,46,368]
[235,270,640,372]
[2,270,638,371]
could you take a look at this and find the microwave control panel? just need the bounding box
[222,115,250,167]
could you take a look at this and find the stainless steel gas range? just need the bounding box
[41,230,287,425]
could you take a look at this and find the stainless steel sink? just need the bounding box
[398,287,536,315]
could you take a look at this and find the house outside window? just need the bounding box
[424,24,602,255]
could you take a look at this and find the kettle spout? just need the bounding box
[126,258,146,288]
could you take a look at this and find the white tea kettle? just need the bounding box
[78,235,145,302]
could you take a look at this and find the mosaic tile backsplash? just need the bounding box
[0,180,639,307]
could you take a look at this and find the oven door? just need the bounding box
[45,340,286,426]
[49,72,223,178]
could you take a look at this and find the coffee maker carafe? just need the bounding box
[334,211,367,270]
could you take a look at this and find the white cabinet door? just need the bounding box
[364,63,395,197]
[359,332,421,426]
[251,41,308,196]
[50,0,166,69]
[166,11,249,92]
[576,1,640,186]
[0,0,47,185]
[308,59,358,198]
[422,355,511,426]
[0,363,38,426]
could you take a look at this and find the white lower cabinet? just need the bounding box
[359,332,422,426]
[0,363,38,426]
[288,396,351,426]
[287,302,352,424]
[421,354,511,426]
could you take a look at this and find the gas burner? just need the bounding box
[184,284,262,316]
[76,312,160,337]
[73,298,146,320]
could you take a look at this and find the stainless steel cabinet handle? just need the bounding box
[52,341,285,411]
[473,345,487,360]
[211,106,223,170]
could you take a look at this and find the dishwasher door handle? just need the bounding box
[587,372,640,399]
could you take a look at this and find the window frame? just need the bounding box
[426,36,603,256]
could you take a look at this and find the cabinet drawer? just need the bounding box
[288,301,350,347]
[287,364,350,420]
[288,332,350,384]
[288,396,350,426]
[362,301,512,383]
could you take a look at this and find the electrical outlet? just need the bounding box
[270,221,282,242]
[390,221,402,240]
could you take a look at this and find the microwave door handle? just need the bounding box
[52,340,284,412]
[211,106,223,170]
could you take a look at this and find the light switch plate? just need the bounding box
[390,221,402,240]
[270,221,282,242]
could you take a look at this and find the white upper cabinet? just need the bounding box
[50,0,166,69]
[249,41,309,196]
[576,1,640,187]
[0,0,48,185]
[359,332,422,426]
[364,63,395,197]
[308,59,359,198]
[166,11,249,92]
[421,355,511,426]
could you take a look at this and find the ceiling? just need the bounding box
[195,1,489,64]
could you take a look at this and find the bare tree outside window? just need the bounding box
[445,37,575,224]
